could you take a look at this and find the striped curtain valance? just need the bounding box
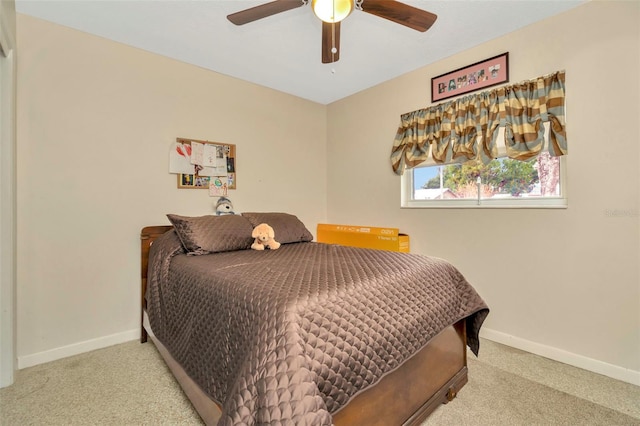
[390,70,567,175]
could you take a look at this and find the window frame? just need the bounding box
[400,127,568,209]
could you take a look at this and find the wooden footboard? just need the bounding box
[333,321,467,426]
[140,226,469,425]
[140,225,172,343]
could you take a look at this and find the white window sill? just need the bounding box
[401,198,568,209]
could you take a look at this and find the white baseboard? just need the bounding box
[16,326,640,387]
[480,327,640,386]
[18,328,139,369]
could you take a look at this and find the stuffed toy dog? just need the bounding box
[251,223,281,251]
[215,197,235,215]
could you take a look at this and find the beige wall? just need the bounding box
[0,0,15,38]
[327,0,639,383]
[16,14,327,365]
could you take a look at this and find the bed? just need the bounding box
[140,213,489,425]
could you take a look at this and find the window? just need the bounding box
[401,126,567,208]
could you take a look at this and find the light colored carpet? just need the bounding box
[1,338,639,425]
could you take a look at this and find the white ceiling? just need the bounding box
[16,0,585,104]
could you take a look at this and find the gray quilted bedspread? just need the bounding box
[146,230,489,426]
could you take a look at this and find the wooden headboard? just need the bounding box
[140,225,173,343]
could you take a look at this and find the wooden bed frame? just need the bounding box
[141,225,469,426]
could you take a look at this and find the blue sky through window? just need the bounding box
[413,167,439,190]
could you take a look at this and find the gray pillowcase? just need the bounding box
[167,214,254,255]
[242,212,313,244]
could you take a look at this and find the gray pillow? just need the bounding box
[166,214,253,255]
[242,212,313,244]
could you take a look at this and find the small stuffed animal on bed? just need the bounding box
[214,197,235,215]
[251,223,281,250]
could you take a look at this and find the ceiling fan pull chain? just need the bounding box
[355,0,364,12]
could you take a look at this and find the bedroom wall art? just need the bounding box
[431,52,509,102]
[169,137,236,195]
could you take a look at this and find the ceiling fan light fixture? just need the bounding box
[312,0,354,23]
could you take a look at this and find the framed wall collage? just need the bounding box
[169,137,236,196]
[431,52,509,103]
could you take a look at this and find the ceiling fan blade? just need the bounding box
[227,0,305,25]
[360,0,437,32]
[322,21,341,64]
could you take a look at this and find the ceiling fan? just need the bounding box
[227,0,437,64]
